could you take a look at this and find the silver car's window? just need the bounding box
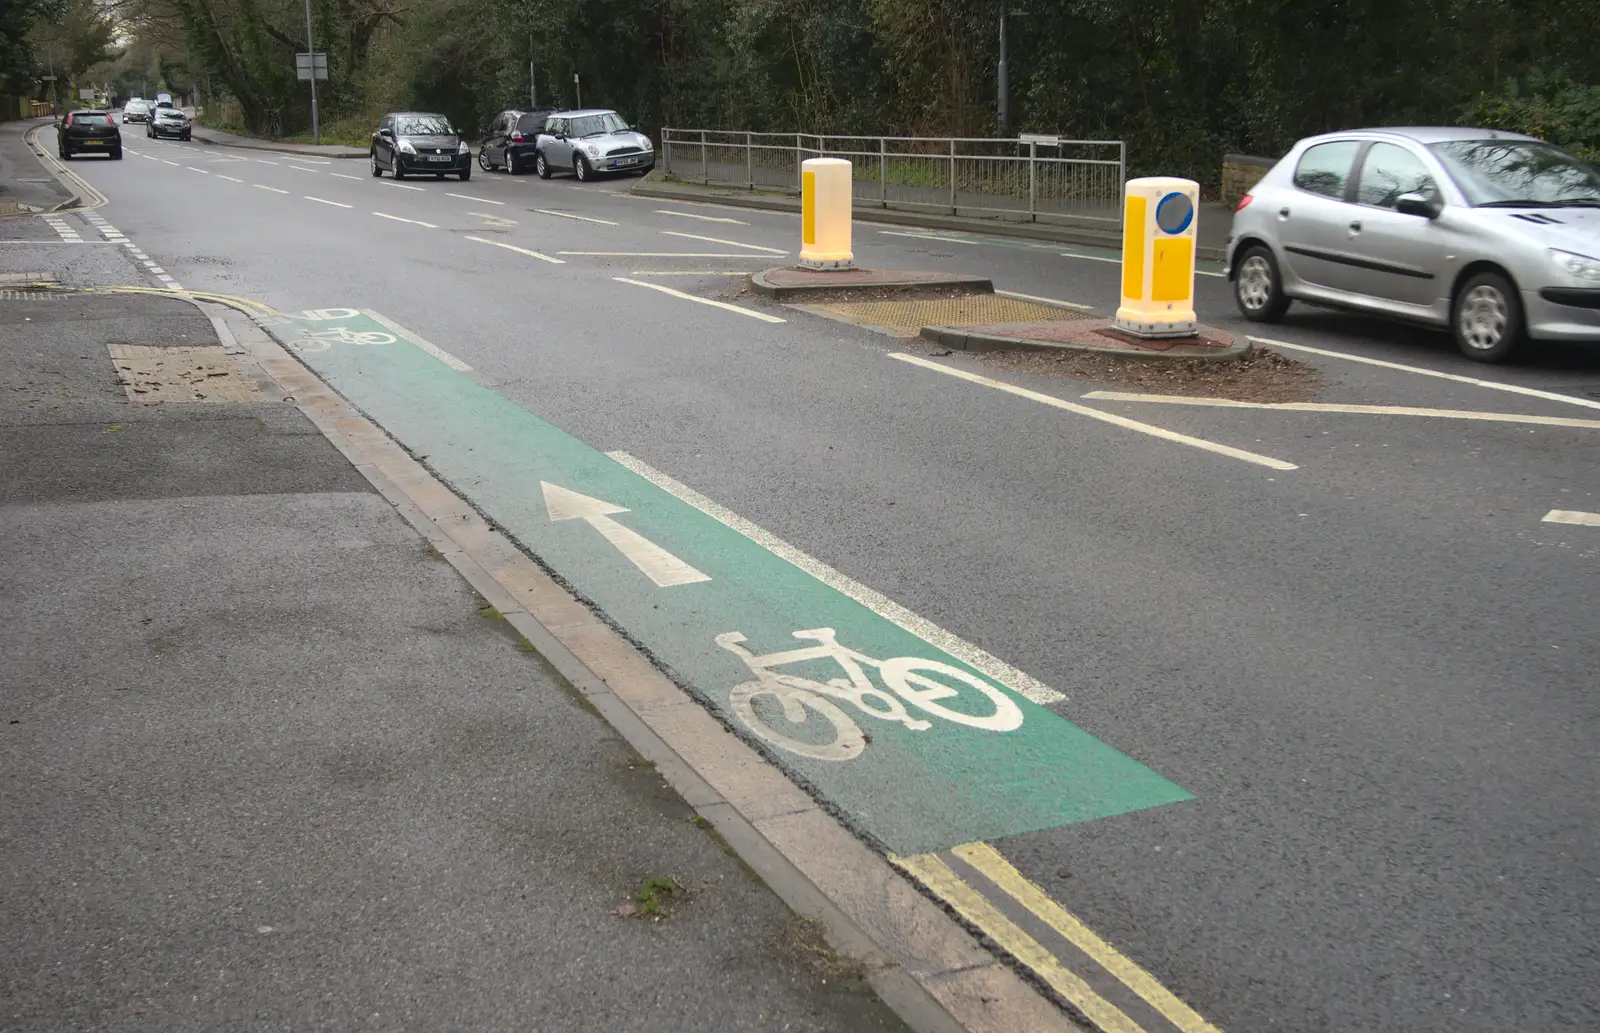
[1429,140,1600,206]
[569,112,629,137]
[1356,144,1438,209]
[1293,141,1362,199]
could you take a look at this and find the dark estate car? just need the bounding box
[58,110,122,160]
[370,112,471,181]
[478,108,556,175]
[121,99,152,123]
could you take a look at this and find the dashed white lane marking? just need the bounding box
[1249,335,1600,413]
[218,175,243,182]
[609,450,1066,706]
[254,184,289,194]
[655,209,748,225]
[613,276,786,322]
[305,196,353,208]
[148,266,166,274]
[256,159,279,165]
[997,289,1096,311]
[287,165,320,173]
[532,208,618,225]
[469,212,517,226]
[661,230,786,254]
[40,215,81,242]
[382,181,424,191]
[1080,393,1600,429]
[361,309,471,371]
[557,252,769,258]
[330,173,361,180]
[373,212,438,228]
[162,160,179,166]
[448,192,503,204]
[890,353,1299,470]
[186,166,209,173]
[141,154,157,160]
[1543,509,1600,527]
[464,235,564,263]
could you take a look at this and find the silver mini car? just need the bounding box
[1226,127,1600,361]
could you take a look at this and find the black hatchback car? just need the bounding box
[478,109,555,175]
[58,110,122,160]
[369,112,471,181]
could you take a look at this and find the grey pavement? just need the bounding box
[189,120,366,159]
[0,286,909,1032]
[0,121,71,213]
[11,127,1600,1033]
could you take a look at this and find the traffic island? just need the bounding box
[750,266,993,300]
[921,317,1251,361]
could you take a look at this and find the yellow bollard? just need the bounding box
[1114,177,1199,338]
[799,157,855,269]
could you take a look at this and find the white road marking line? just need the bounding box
[361,309,471,371]
[287,165,320,173]
[469,212,518,226]
[543,482,712,587]
[1080,392,1600,429]
[464,235,564,263]
[448,192,503,204]
[253,184,289,194]
[256,159,279,164]
[661,230,787,254]
[656,209,748,225]
[305,196,353,208]
[613,276,785,322]
[878,229,973,243]
[891,353,1298,470]
[373,212,438,228]
[0,239,116,244]
[162,159,179,166]
[557,252,769,258]
[628,271,749,276]
[1248,335,1600,412]
[1542,509,1600,527]
[217,175,243,182]
[286,158,331,164]
[141,154,157,160]
[381,181,424,191]
[533,208,618,225]
[996,289,1096,311]
[1059,251,1120,264]
[330,173,361,180]
[186,166,209,173]
[609,451,1067,705]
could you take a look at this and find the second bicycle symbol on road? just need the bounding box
[717,627,1024,761]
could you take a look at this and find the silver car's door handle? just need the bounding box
[1278,207,1291,217]
[1349,220,1362,233]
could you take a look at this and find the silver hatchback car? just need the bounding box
[1226,127,1600,361]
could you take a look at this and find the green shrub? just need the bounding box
[1466,70,1600,163]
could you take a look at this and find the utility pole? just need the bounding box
[997,0,1009,135]
[529,33,537,109]
[573,73,581,109]
[303,0,320,143]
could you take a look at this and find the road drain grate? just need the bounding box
[107,344,260,403]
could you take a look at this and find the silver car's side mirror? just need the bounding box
[1395,193,1440,219]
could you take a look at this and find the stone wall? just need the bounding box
[1221,154,1276,206]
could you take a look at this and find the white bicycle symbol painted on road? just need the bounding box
[716,627,1024,761]
[287,326,397,352]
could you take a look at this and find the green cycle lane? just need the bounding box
[264,308,1192,855]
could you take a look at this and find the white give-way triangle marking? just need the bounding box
[541,482,711,588]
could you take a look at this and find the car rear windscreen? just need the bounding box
[73,114,111,125]
[516,114,550,134]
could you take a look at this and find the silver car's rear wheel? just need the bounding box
[1232,245,1289,322]
[1451,271,1524,363]
[1237,256,1273,311]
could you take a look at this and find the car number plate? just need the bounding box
[425,155,450,162]
[612,157,638,168]
[84,140,105,146]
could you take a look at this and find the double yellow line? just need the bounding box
[894,843,1223,1033]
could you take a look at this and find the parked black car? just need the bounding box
[478,109,555,175]
[58,110,122,160]
[369,112,471,181]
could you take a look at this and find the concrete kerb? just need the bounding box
[632,176,1230,263]
[751,267,995,300]
[201,302,1083,1033]
[921,324,1254,362]
[20,122,107,211]
[188,125,367,159]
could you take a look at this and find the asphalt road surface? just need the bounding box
[29,126,1600,1033]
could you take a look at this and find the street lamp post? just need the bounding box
[303,0,320,143]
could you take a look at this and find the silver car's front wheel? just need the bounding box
[1451,271,1524,363]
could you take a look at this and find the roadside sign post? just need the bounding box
[298,0,324,144]
[573,73,581,109]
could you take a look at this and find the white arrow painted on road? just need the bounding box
[541,482,711,587]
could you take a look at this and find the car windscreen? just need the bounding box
[569,112,629,137]
[72,114,112,126]
[398,116,453,136]
[1430,140,1600,207]
[125,102,148,112]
